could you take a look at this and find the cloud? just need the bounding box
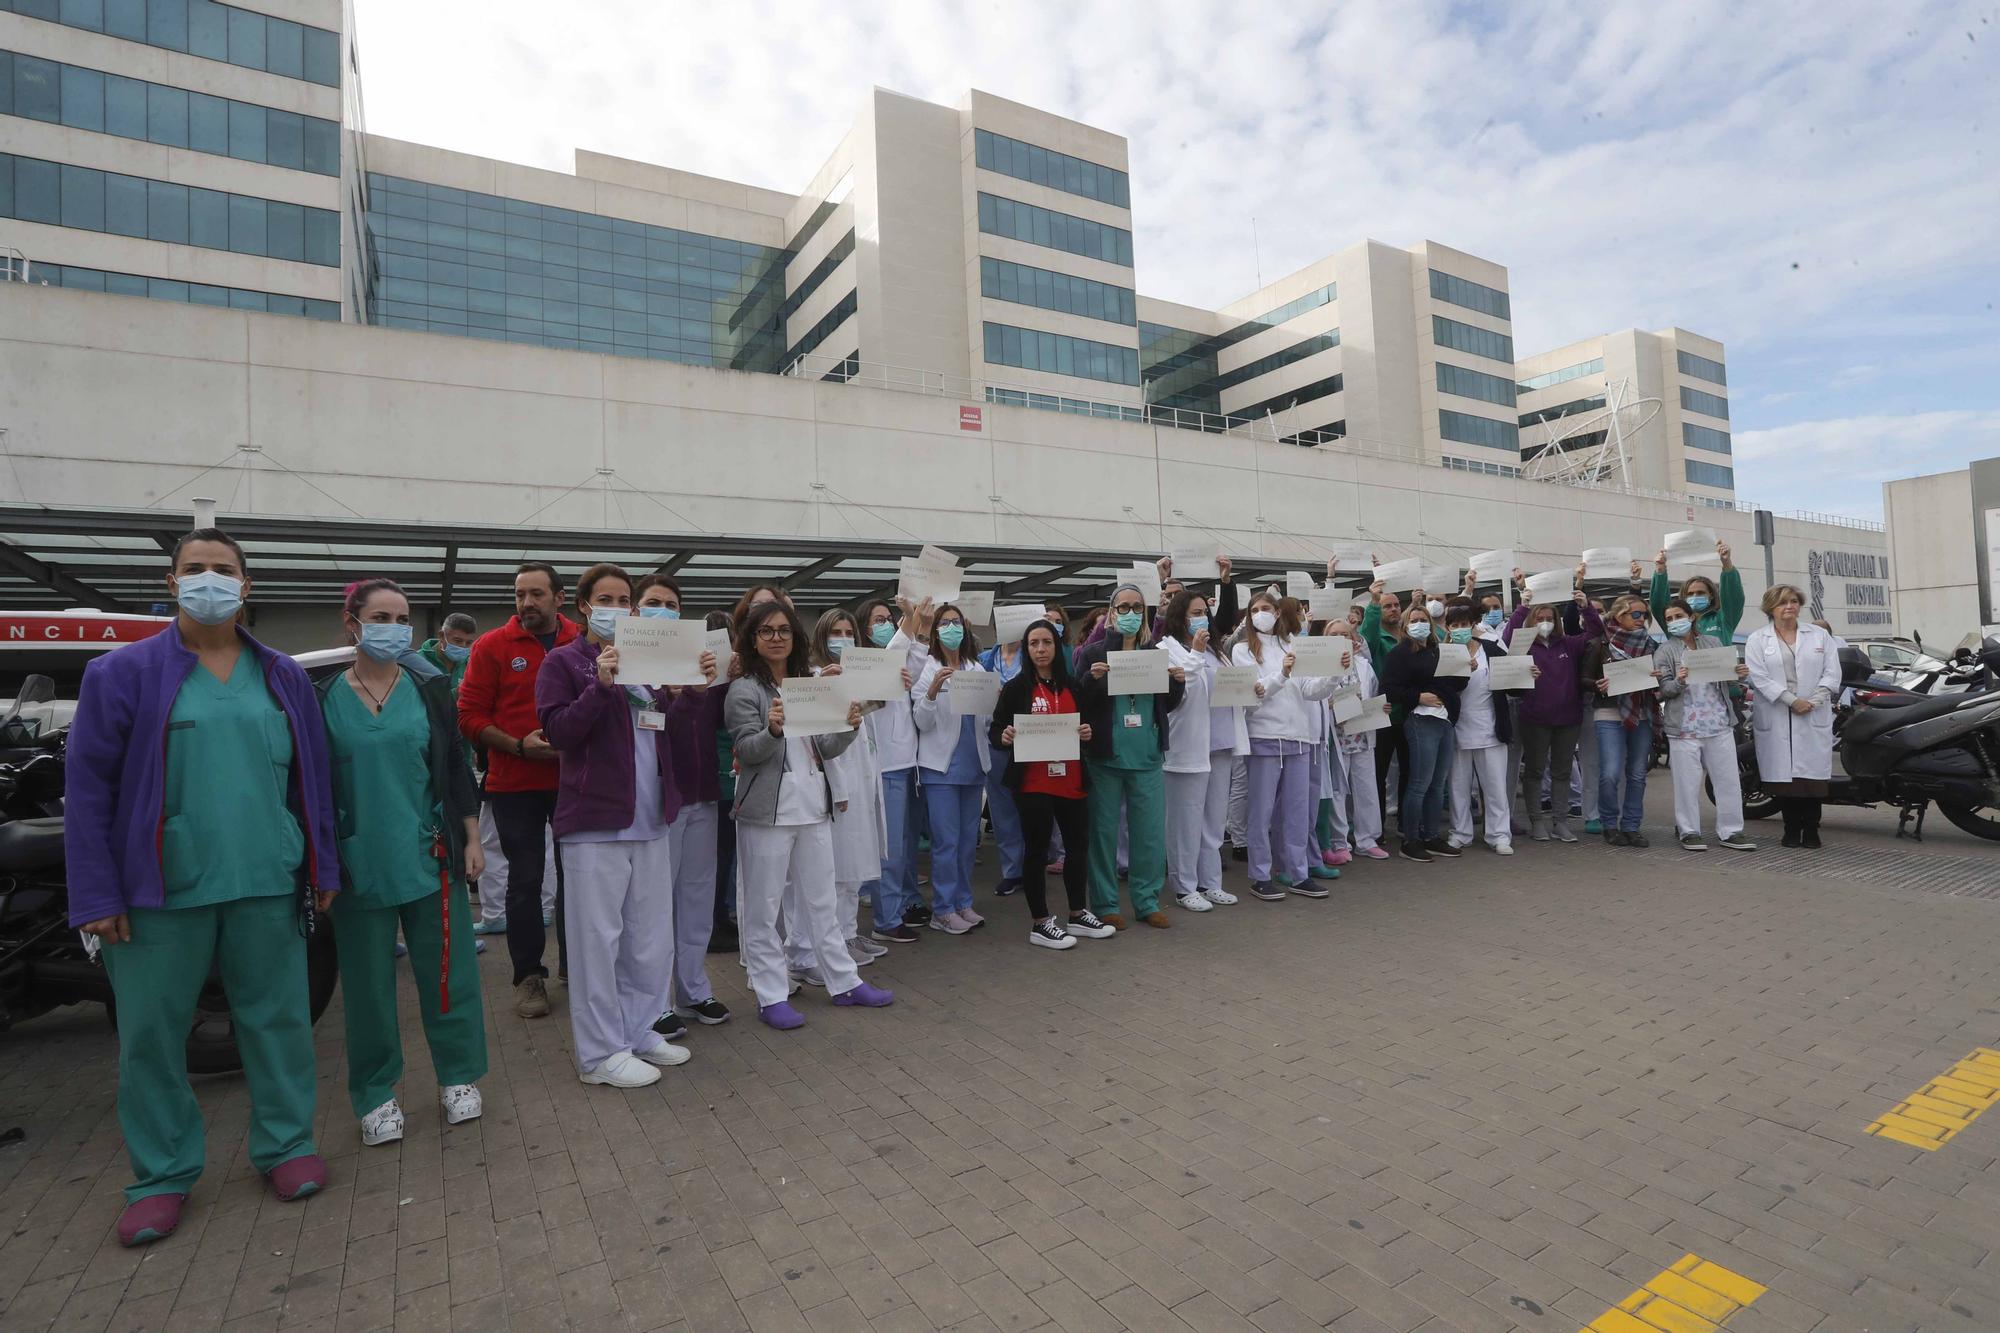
[1733,410,2000,516]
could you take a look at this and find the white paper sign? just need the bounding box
[833,646,906,702]
[1210,665,1262,707]
[1433,643,1472,677]
[919,544,959,569]
[1170,543,1220,581]
[703,626,734,664]
[1372,557,1422,592]
[1602,656,1659,696]
[613,617,708,687]
[953,590,994,626]
[1664,527,1721,575]
[1487,654,1538,691]
[1421,564,1460,595]
[1307,585,1342,623]
[1012,713,1079,762]
[1683,646,1740,685]
[992,603,1046,645]
[1123,564,1164,607]
[1286,571,1317,604]
[1287,636,1351,677]
[1340,695,1392,733]
[947,670,1001,717]
[1581,546,1633,581]
[1469,548,1514,583]
[1524,569,1574,606]
[897,555,961,603]
[781,676,854,737]
[1332,692,1364,723]
[1108,648,1169,695]
[1329,540,1375,573]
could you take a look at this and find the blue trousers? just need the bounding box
[1595,718,1652,832]
[876,767,921,929]
[985,748,1026,880]
[923,781,984,916]
[1401,715,1457,842]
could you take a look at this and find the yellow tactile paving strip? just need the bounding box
[1866,1047,2000,1151]
[1583,1254,1767,1332]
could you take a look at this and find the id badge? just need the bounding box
[637,710,665,732]
[1046,761,1067,777]
[1123,712,1142,729]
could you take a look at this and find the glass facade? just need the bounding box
[1525,428,1608,461]
[1680,385,1730,420]
[362,172,789,369]
[1517,356,1603,392]
[1438,409,1519,452]
[0,0,340,87]
[977,191,1133,266]
[1436,360,1516,407]
[1677,349,1726,385]
[780,228,853,321]
[785,289,856,366]
[1231,373,1342,421]
[1210,331,1338,396]
[1140,284,1338,413]
[1519,393,1606,428]
[982,321,1140,386]
[1,152,337,263]
[974,128,1129,208]
[1433,315,1513,363]
[1428,268,1511,320]
[1443,454,1521,479]
[27,260,336,318]
[0,50,339,174]
[980,255,1135,325]
[1685,459,1735,489]
[1682,422,1732,455]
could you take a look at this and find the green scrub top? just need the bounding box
[323,676,442,909]
[1107,692,1161,770]
[162,654,303,907]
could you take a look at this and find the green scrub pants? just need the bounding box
[1086,761,1165,917]
[329,887,486,1118]
[99,896,319,1202]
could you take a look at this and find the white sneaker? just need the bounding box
[1202,888,1238,906]
[847,941,878,967]
[1176,891,1214,913]
[1493,842,1515,856]
[1029,919,1076,950]
[439,1084,482,1126]
[792,966,827,988]
[360,1098,404,1146]
[581,1051,660,1088]
[928,911,973,935]
[636,1042,691,1068]
[854,936,889,958]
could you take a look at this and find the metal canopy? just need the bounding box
[0,505,1321,618]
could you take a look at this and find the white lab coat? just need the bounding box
[1744,622,1842,782]
[910,657,993,775]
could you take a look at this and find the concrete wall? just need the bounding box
[1885,467,1982,647]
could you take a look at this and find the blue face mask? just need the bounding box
[1114,610,1145,636]
[1687,595,1711,613]
[588,607,625,640]
[1407,621,1433,642]
[828,636,853,658]
[937,623,965,651]
[1448,627,1473,645]
[1189,615,1210,634]
[442,642,471,663]
[176,570,243,626]
[1483,610,1505,628]
[870,621,895,647]
[358,622,413,663]
[1666,618,1692,637]
[638,605,680,620]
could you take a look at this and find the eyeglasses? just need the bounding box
[1112,603,1145,615]
[756,625,794,641]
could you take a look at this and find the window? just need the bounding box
[1209,331,1338,395]
[1683,422,1732,455]
[1436,360,1516,407]
[0,50,340,174]
[1685,459,1735,489]
[975,128,1129,208]
[979,255,1136,325]
[1438,409,1519,452]
[976,191,1132,266]
[983,321,1140,386]
[1432,314,1513,363]
[1228,374,1343,421]
[1443,455,1521,478]
[779,228,854,321]
[5,0,339,85]
[1517,356,1602,392]
[1677,349,1726,385]
[1680,386,1729,420]
[1518,394,1605,428]
[0,152,336,264]
[784,289,856,366]
[986,385,1147,423]
[30,259,338,319]
[1429,268,1511,320]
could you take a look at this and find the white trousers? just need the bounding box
[1196,756,1233,891]
[1163,768,1211,896]
[479,801,556,923]
[739,821,860,1008]
[1670,732,1743,837]
[667,801,718,1007]
[559,834,676,1073]
[1340,741,1382,850]
[1449,744,1513,848]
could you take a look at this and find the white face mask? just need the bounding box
[1251,610,1277,634]
[1425,600,1445,618]
[1534,621,1554,639]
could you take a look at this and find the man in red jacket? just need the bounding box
[458,562,580,1018]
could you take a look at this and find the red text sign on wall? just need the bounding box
[0,614,171,646]
[960,406,983,432]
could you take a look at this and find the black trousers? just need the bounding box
[1015,790,1089,921]
[1780,796,1824,832]
[489,789,565,985]
[1373,716,1409,810]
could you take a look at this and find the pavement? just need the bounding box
[4,787,2000,1332]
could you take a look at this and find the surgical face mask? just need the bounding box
[869,621,895,647]
[1251,610,1277,634]
[1666,618,1692,637]
[1687,595,1711,613]
[1534,621,1554,640]
[1448,627,1473,645]
[1483,610,1504,629]
[357,622,412,663]
[442,642,471,663]
[828,636,853,658]
[1189,615,1210,634]
[1426,600,1444,619]
[176,571,243,626]
[937,623,965,651]
[1407,621,1433,642]
[1113,610,1144,637]
[588,606,625,639]
[638,605,680,620]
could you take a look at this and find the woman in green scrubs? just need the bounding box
[317,579,487,1146]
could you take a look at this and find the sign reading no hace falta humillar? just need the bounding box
[1808,548,1892,629]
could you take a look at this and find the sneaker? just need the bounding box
[832,981,895,1007]
[1047,858,1066,873]
[676,997,732,1025]
[928,911,972,935]
[1066,910,1116,938]
[1029,920,1076,950]
[652,1011,689,1039]
[1530,820,1551,842]
[1607,830,1631,847]
[1493,842,1514,856]
[440,1084,483,1126]
[1308,863,1340,880]
[847,941,879,967]
[1679,831,1709,851]
[1201,887,1238,905]
[1551,823,1579,844]
[117,1193,185,1248]
[1177,891,1214,913]
[473,939,486,955]
[995,878,1021,897]
[1627,831,1650,848]
[1360,846,1390,860]
[1250,880,1287,901]
[1400,838,1433,863]
[636,1042,691,1067]
[1716,832,1757,852]
[760,1002,806,1031]
[1231,845,1248,861]
[1140,911,1171,928]
[1327,848,1353,867]
[1288,880,1330,900]
[268,1154,327,1202]
[792,966,827,989]
[1583,819,1603,835]
[855,934,890,958]
[958,907,986,928]
[392,941,408,959]
[903,904,933,927]
[870,923,920,944]
[472,916,508,935]
[1426,838,1461,859]
[514,976,551,1019]
[360,1099,405,1147]
[582,1051,660,1088]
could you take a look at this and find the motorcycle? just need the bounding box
[0,675,340,1073]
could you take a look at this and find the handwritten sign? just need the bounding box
[613,617,708,687]
[1108,649,1169,695]
[833,646,906,702]
[1210,665,1261,706]
[1287,636,1351,677]
[781,676,853,737]
[947,670,1001,717]
[1012,713,1079,762]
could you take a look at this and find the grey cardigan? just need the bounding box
[724,674,857,825]
[1652,632,1733,734]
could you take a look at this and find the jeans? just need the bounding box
[1595,718,1652,832]
[875,767,920,929]
[984,751,1026,880]
[923,781,984,917]
[1400,715,1457,842]
[488,788,564,985]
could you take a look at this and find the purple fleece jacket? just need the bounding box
[64,623,342,926]
[534,636,710,839]
[1503,601,1603,727]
